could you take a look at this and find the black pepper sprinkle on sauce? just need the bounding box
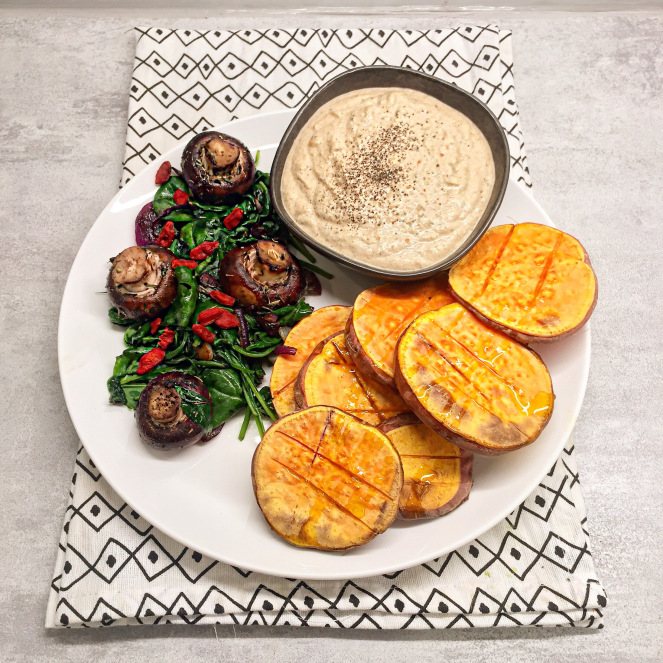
[329,121,417,227]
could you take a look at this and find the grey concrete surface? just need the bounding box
[0,9,661,663]
[4,0,663,11]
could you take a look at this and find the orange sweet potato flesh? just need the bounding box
[270,305,351,417]
[252,406,403,550]
[296,332,409,426]
[449,223,597,343]
[395,303,554,456]
[346,276,455,388]
[378,413,473,520]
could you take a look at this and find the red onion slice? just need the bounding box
[234,307,250,348]
[274,345,297,355]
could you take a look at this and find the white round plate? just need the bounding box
[59,109,590,580]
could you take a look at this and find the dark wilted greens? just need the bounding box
[110,168,319,440]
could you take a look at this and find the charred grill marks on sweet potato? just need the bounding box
[312,408,333,467]
[396,304,554,456]
[413,325,543,427]
[347,277,455,388]
[526,232,564,311]
[425,315,540,424]
[269,456,377,534]
[449,223,597,342]
[476,224,514,297]
[252,406,402,549]
[378,414,473,519]
[297,332,409,425]
[274,429,394,501]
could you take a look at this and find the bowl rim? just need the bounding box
[270,65,510,281]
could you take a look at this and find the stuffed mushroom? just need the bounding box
[107,245,177,322]
[181,131,255,204]
[135,372,215,450]
[218,240,304,307]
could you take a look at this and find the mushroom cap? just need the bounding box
[218,241,304,307]
[135,372,213,450]
[107,245,177,322]
[181,131,256,204]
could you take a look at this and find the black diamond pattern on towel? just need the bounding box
[46,27,605,630]
[120,26,532,188]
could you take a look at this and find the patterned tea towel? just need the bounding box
[46,26,606,629]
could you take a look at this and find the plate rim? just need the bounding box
[57,108,590,579]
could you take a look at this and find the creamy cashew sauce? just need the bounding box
[281,87,495,272]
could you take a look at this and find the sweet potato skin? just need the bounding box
[452,294,597,345]
[294,332,383,418]
[251,406,403,550]
[378,413,473,520]
[270,305,351,417]
[292,335,326,411]
[295,332,408,426]
[345,277,455,389]
[345,315,393,387]
[393,366,488,453]
[395,304,554,457]
[449,223,598,344]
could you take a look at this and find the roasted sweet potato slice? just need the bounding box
[296,332,409,426]
[449,223,597,343]
[346,276,455,388]
[378,414,473,519]
[252,406,403,550]
[270,305,351,417]
[395,303,554,456]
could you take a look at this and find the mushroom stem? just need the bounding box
[245,244,289,286]
[113,246,149,284]
[112,247,164,297]
[205,137,240,170]
[147,386,182,424]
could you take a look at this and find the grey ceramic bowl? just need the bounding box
[270,66,510,281]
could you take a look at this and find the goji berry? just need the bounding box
[214,310,239,329]
[137,348,165,375]
[155,161,171,185]
[157,327,176,350]
[192,324,216,343]
[209,290,235,306]
[190,240,219,261]
[155,220,176,248]
[173,188,189,205]
[197,307,225,326]
[150,318,162,335]
[172,259,198,269]
[223,207,243,230]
